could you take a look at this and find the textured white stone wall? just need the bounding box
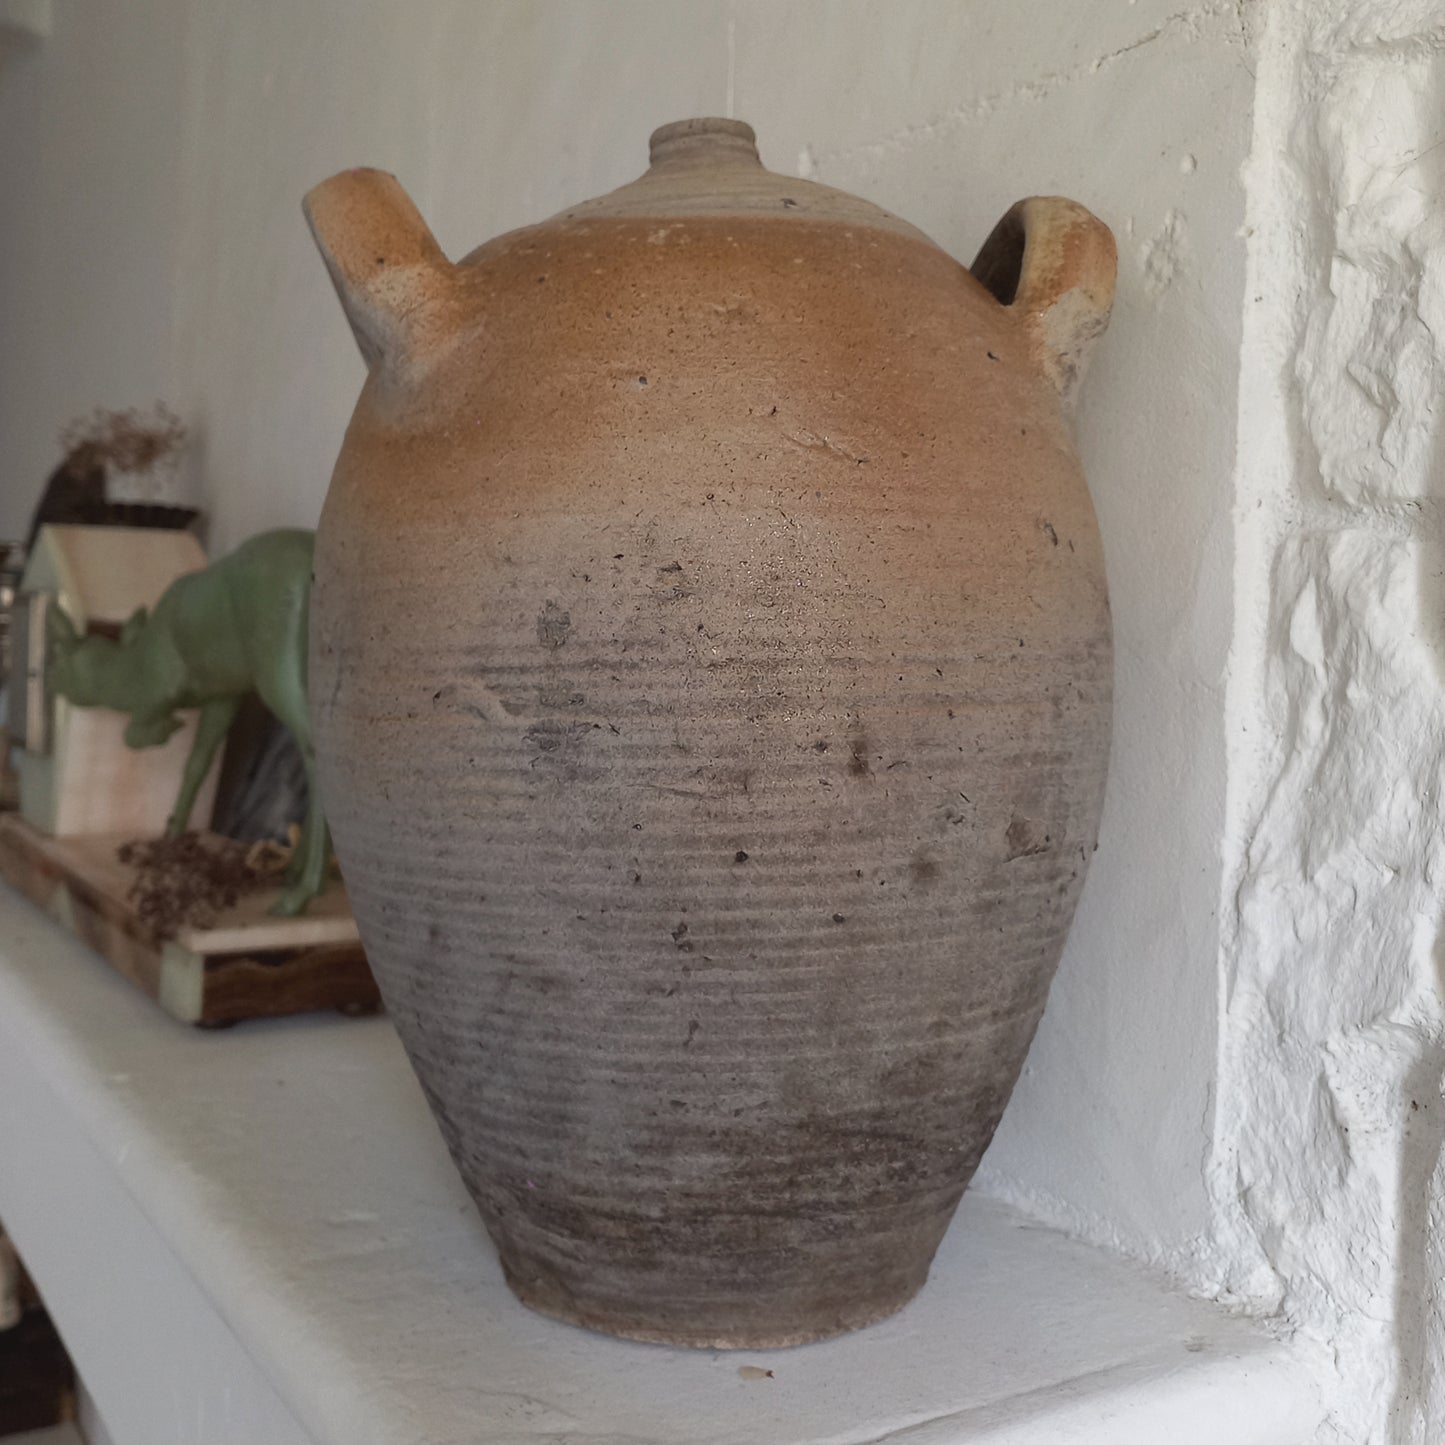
[1211,1,1445,1439]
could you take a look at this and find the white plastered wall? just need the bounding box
[0,0,1250,1278]
[10,2,1428,1439]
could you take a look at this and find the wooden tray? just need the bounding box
[0,813,380,1027]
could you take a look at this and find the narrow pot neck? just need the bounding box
[647,118,762,173]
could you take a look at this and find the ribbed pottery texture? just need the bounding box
[305,118,1115,1347]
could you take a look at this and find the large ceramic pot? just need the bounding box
[305,118,1115,1348]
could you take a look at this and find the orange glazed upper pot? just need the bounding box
[304,118,1116,1348]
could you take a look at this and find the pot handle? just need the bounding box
[304,169,461,377]
[971,197,1117,402]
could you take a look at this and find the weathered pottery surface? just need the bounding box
[305,117,1115,1347]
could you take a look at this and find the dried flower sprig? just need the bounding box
[59,404,187,478]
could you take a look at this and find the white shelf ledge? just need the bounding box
[0,885,1324,1445]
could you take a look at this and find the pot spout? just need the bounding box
[303,168,461,377]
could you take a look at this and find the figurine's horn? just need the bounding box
[303,169,463,376]
[971,197,1117,404]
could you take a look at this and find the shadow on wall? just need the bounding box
[1392,505,1445,1441]
[1388,926,1445,1443]
[0,25,41,77]
[1415,474,1445,689]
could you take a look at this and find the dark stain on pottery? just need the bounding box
[909,851,942,887]
[1005,816,1053,860]
[536,600,571,648]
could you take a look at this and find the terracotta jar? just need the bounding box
[305,118,1115,1348]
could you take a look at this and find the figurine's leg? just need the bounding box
[125,711,185,749]
[273,745,329,917]
[282,790,330,888]
[166,696,240,838]
[260,661,329,916]
[283,790,313,884]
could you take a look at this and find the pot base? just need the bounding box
[503,1272,921,1350]
[485,1190,950,1349]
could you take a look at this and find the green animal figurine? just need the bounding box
[46,528,328,917]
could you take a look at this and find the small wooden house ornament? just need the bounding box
[9,525,218,837]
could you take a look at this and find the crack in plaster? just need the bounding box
[804,0,1247,173]
[724,0,736,119]
[1316,26,1445,63]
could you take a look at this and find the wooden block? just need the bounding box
[0,1230,76,1434]
[16,525,220,838]
[0,1306,76,1434]
[0,814,381,1027]
[15,701,219,838]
